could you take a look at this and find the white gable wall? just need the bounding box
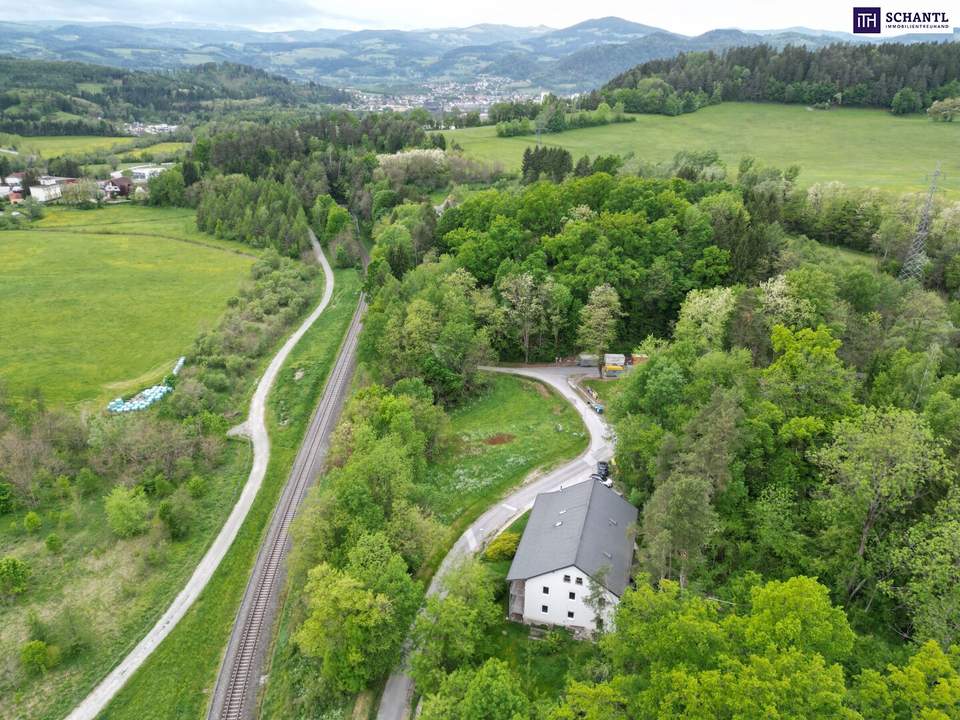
[521,565,618,631]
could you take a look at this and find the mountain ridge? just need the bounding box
[1,17,956,93]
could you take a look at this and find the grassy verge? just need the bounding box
[580,376,626,409]
[98,268,361,720]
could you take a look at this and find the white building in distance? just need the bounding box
[131,165,169,182]
[506,479,637,633]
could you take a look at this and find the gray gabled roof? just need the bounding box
[506,480,638,596]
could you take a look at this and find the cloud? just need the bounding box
[13,0,858,35]
[15,0,378,30]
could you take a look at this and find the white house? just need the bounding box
[506,480,637,633]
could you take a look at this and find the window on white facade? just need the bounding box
[567,611,574,619]
[542,586,549,594]
[575,577,583,585]
[541,605,548,613]
[568,591,575,600]
[563,574,571,583]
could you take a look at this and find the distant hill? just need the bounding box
[0,58,350,135]
[1,18,957,93]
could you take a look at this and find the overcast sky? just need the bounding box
[12,0,883,34]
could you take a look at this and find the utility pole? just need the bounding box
[899,163,942,283]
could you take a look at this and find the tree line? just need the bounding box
[496,101,632,137]
[600,42,960,114]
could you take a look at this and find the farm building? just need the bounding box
[506,479,637,633]
[29,184,62,203]
[131,165,169,182]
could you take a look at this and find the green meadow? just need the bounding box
[0,134,184,158]
[449,103,960,197]
[1,135,136,157]
[0,206,253,406]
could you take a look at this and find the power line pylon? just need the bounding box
[899,163,942,282]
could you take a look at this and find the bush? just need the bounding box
[52,605,93,658]
[0,555,30,596]
[334,243,354,269]
[158,489,195,540]
[45,533,63,554]
[23,511,42,533]
[0,480,14,514]
[186,474,208,499]
[75,468,102,497]
[104,486,151,538]
[891,87,923,115]
[483,531,521,561]
[0,480,17,515]
[20,640,61,675]
[139,473,174,498]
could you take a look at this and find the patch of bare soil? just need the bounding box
[484,433,515,446]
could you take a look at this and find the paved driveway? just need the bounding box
[376,364,614,720]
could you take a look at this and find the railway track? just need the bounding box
[208,293,367,720]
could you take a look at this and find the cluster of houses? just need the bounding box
[1,172,71,204]
[123,122,179,136]
[0,164,170,205]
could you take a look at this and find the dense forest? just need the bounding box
[597,41,960,115]
[0,58,349,135]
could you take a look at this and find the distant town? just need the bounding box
[346,76,547,116]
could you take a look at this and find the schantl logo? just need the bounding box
[853,6,883,32]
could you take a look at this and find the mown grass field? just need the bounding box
[0,205,253,405]
[100,268,362,720]
[449,103,960,197]
[0,135,137,157]
[120,142,190,161]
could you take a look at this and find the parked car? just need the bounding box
[597,461,610,478]
[592,403,604,414]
